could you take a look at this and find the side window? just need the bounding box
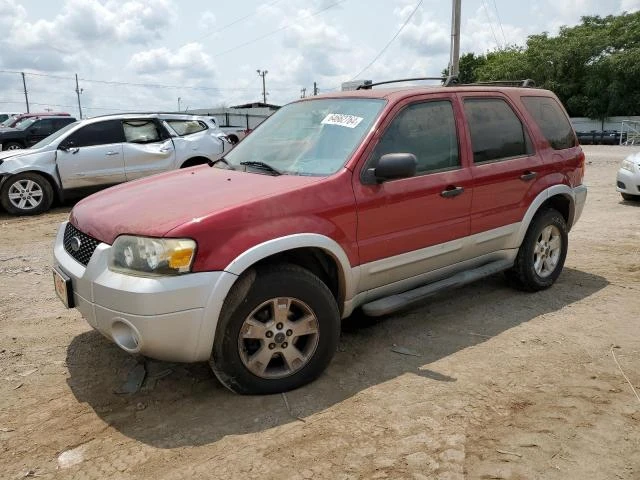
[123,120,162,143]
[521,96,576,150]
[32,119,55,134]
[372,100,460,175]
[66,120,125,147]
[166,120,207,136]
[463,98,533,163]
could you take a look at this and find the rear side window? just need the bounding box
[521,96,576,150]
[372,100,460,175]
[464,98,532,163]
[67,120,125,147]
[123,120,162,143]
[166,120,207,136]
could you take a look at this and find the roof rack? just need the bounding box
[355,76,536,90]
[356,77,448,90]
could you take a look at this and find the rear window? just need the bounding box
[521,96,576,150]
[463,98,533,163]
[123,120,162,143]
[166,120,207,136]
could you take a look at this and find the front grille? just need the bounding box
[63,223,100,266]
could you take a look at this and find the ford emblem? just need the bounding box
[70,236,82,252]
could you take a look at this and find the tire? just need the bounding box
[621,193,640,202]
[506,208,568,292]
[0,172,54,215]
[2,142,23,151]
[210,264,340,394]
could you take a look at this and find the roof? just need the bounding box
[307,85,552,103]
[231,102,281,110]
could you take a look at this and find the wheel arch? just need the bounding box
[180,156,211,168]
[514,185,577,247]
[0,168,63,202]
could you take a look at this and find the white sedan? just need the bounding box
[617,151,640,201]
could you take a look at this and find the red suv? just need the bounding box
[53,82,587,394]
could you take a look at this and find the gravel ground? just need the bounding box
[0,145,638,479]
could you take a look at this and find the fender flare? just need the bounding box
[512,185,576,248]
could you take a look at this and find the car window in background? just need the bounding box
[464,98,533,163]
[0,118,13,127]
[224,98,386,176]
[166,120,207,136]
[30,121,79,149]
[521,96,577,150]
[31,119,55,135]
[123,120,162,143]
[14,118,37,130]
[66,120,125,148]
[372,101,460,175]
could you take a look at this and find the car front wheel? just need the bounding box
[0,172,54,215]
[506,208,568,291]
[2,142,23,151]
[210,264,340,394]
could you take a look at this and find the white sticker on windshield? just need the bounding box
[321,113,364,129]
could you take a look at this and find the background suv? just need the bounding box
[0,113,231,215]
[53,83,587,394]
[0,116,76,150]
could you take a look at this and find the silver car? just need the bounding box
[0,113,231,215]
[617,151,640,201]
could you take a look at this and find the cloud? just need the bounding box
[621,0,640,12]
[128,43,216,78]
[198,10,216,30]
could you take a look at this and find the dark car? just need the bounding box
[0,116,77,150]
[2,112,71,129]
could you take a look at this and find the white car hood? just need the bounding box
[0,146,56,171]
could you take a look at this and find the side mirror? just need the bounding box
[365,153,417,183]
[58,140,76,152]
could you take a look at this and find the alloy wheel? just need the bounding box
[7,179,44,210]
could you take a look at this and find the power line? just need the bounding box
[193,0,284,43]
[491,0,508,46]
[481,0,502,49]
[351,0,423,80]
[211,0,347,59]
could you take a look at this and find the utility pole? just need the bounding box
[448,0,461,78]
[256,69,268,104]
[21,72,30,113]
[300,88,306,98]
[75,74,83,119]
[178,97,181,111]
[313,82,318,96]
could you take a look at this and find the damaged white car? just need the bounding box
[0,113,232,215]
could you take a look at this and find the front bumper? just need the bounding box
[616,168,640,196]
[53,222,238,362]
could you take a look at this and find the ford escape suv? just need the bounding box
[53,80,587,394]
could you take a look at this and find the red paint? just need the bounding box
[70,85,584,272]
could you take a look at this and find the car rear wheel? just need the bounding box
[0,172,54,215]
[210,264,340,394]
[506,208,568,292]
[2,142,23,151]
[621,193,640,202]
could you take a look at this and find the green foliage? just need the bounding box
[451,12,640,118]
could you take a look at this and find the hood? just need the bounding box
[0,146,51,163]
[70,166,321,244]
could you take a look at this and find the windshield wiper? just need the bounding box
[239,161,282,176]
[208,157,235,169]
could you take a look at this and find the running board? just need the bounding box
[361,259,514,317]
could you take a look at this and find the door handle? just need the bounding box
[105,151,119,156]
[440,186,464,198]
[520,171,537,181]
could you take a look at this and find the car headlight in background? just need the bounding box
[621,159,636,172]
[109,236,196,276]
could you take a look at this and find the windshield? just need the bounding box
[14,118,37,130]
[0,116,17,127]
[30,121,79,149]
[224,98,386,176]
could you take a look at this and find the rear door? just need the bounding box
[460,94,545,255]
[352,94,473,292]
[122,119,176,181]
[56,120,126,189]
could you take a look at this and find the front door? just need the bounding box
[122,119,176,181]
[56,119,126,189]
[352,95,473,293]
[25,119,55,146]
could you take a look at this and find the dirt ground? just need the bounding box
[0,145,638,480]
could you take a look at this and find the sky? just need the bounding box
[0,0,638,117]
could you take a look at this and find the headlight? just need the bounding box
[108,236,196,276]
[621,159,636,172]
